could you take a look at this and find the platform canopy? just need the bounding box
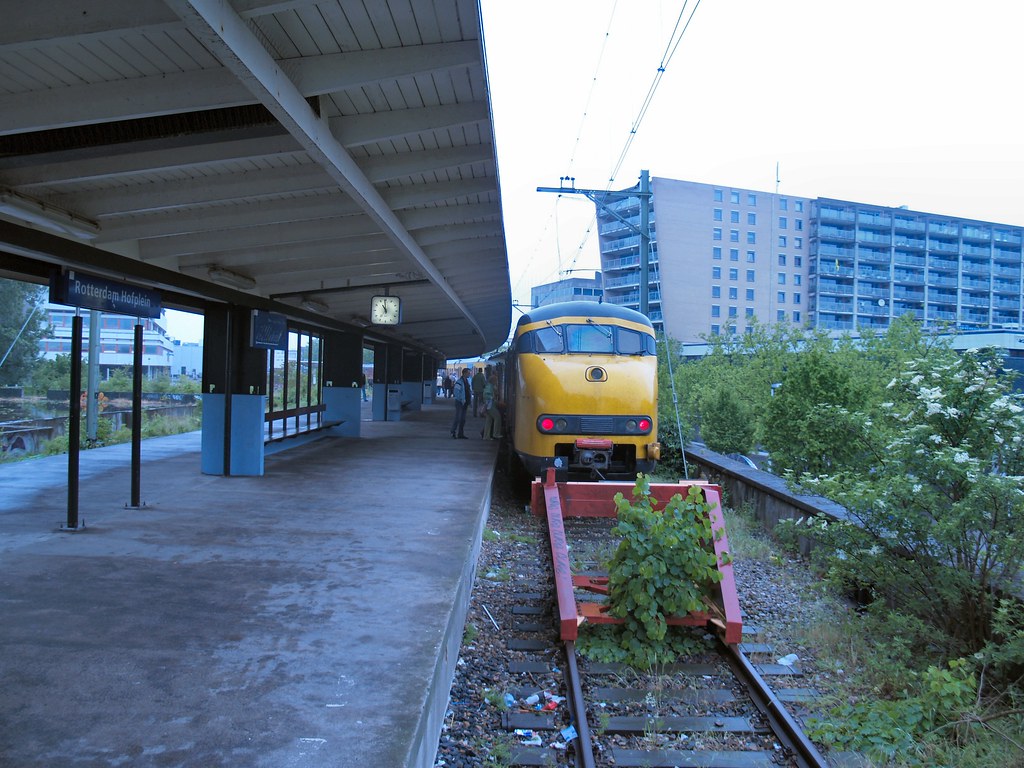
[0,0,512,359]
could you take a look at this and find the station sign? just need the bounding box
[251,310,288,350]
[50,270,161,318]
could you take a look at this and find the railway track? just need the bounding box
[491,488,831,768]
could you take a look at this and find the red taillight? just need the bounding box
[540,417,555,432]
[638,418,652,432]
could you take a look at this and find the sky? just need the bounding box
[167,0,1024,343]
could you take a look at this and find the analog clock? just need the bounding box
[370,295,401,325]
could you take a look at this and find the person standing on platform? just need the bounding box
[361,373,369,402]
[450,368,471,439]
[471,367,486,417]
[481,374,503,440]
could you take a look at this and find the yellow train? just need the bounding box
[505,301,661,481]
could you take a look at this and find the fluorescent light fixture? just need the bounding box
[301,297,329,313]
[208,266,256,290]
[0,191,99,239]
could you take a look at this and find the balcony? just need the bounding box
[995,266,1022,278]
[893,287,924,301]
[927,273,957,287]
[994,229,1023,245]
[961,294,990,308]
[893,269,922,283]
[857,284,889,298]
[600,234,641,255]
[817,279,852,295]
[816,243,854,258]
[961,276,990,290]
[818,205,855,223]
[893,236,925,250]
[817,225,855,241]
[962,261,991,277]
[894,216,926,233]
[857,211,892,228]
[993,280,1021,294]
[960,310,990,324]
[858,247,890,264]
[817,263,855,278]
[928,222,959,236]
[857,231,891,246]
[857,302,889,316]
[894,251,926,267]
[817,318,855,330]
[858,266,891,281]
[927,307,957,321]
[962,244,991,258]
[929,256,959,270]
[994,246,1022,262]
[929,239,958,254]
[962,226,991,242]
[818,298,854,313]
[892,306,925,321]
[995,297,1021,310]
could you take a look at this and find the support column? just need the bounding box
[200,305,267,476]
[321,328,363,437]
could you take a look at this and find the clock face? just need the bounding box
[370,295,401,325]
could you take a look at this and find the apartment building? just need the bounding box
[594,177,1023,343]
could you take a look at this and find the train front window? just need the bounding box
[566,324,614,353]
[534,327,564,353]
[617,328,646,355]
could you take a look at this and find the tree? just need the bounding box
[698,383,755,455]
[0,278,47,387]
[792,348,1024,660]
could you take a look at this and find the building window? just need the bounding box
[746,250,756,263]
[746,288,755,301]
[778,273,787,285]
[713,208,723,221]
[779,198,788,211]
[713,227,722,240]
[712,266,721,278]
[714,189,723,202]
[711,323,720,334]
[748,193,757,206]
[730,210,740,223]
[746,307,754,317]
[777,310,787,322]
[746,269,755,282]
[729,305,738,317]
[795,200,804,212]
[729,287,738,300]
[729,248,740,262]
[729,268,738,280]
[794,255,802,267]
[747,231,756,244]
[712,285,721,298]
[793,274,802,286]
[730,229,739,242]
[793,310,801,322]
[795,219,804,231]
[778,235,787,247]
[711,305,721,317]
[778,216,788,229]
[713,246,722,260]
[793,292,802,304]
[747,212,757,225]
[794,237,803,249]
[730,190,740,204]
[778,254,787,266]
[778,291,786,303]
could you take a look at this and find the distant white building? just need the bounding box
[39,304,176,379]
[530,274,603,308]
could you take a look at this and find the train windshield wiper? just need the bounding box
[586,318,612,338]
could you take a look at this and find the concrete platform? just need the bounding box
[0,402,497,767]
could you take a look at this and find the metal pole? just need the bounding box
[66,313,83,530]
[130,320,143,507]
[639,169,650,318]
[86,310,100,443]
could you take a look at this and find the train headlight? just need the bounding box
[638,418,652,432]
[626,419,637,432]
[555,418,568,431]
[540,417,555,432]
